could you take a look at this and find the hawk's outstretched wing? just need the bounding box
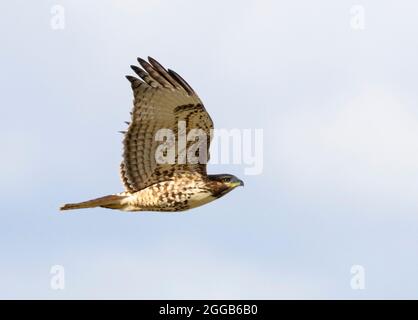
[121,57,214,192]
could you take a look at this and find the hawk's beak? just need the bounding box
[229,179,244,188]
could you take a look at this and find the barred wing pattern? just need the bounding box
[121,57,214,192]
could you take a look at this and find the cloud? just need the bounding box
[0,241,333,299]
[275,89,418,215]
[54,242,332,299]
[0,130,43,189]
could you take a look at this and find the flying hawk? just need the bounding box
[60,57,243,212]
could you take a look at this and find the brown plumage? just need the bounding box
[60,57,243,212]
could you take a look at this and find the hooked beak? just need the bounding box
[229,179,244,188]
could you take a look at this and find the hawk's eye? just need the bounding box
[222,177,231,183]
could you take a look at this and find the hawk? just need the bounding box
[60,57,244,212]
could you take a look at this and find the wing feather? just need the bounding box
[137,57,173,89]
[148,56,184,91]
[121,57,214,192]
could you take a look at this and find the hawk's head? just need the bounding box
[208,174,244,198]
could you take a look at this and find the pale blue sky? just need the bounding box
[1,0,418,299]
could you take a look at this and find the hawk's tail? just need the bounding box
[60,194,128,211]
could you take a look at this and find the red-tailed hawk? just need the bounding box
[60,57,243,212]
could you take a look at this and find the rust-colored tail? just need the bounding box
[60,194,127,211]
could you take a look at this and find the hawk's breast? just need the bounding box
[125,172,216,212]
